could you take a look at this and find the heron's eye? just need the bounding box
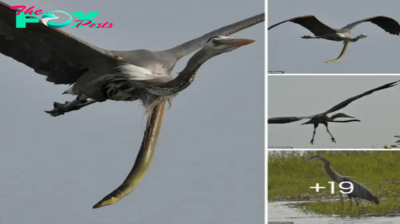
[207,35,220,42]
[212,39,221,46]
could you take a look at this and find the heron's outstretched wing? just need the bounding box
[324,80,400,114]
[341,16,400,35]
[93,101,166,209]
[268,15,336,36]
[268,116,314,124]
[0,1,117,84]
[165,13,264,60]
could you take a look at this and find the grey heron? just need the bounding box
[304,155,379,208]
[0,1,264,116]
[0,1,263,208]
[268,80,399,145]
[268,15,400,63]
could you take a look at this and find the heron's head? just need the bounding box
[358,33,368,39]
[332,113,354,119]
[304,155,323,162]
[204,36,255,54]
[330,113,361,122]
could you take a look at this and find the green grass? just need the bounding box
[268,151,400,216]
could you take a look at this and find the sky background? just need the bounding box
[268,0,400,73]
[0,1,264,224]
[268,76,400,149]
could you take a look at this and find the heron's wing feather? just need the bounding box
[324,80,400,114]
[341,16,400,35]
[268,116,314,124]
[0,2,117,85]
[341,176,378,203]
[165,13,264,60]
[268,15,336,36]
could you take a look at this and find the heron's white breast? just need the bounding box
[337,33,350,38]
[117,64,157,80]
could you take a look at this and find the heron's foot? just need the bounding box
[310,139,314,145]
[45,102,67,117]
[45,100,82,117]
[45,101,67,117]
[45,98,99,117]
[331,138,336,143]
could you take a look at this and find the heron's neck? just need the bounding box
[348,36,363,42]
[329,114,342,120]
[329,114,359,123]
[320,158,341,182]
[156,48,214,94]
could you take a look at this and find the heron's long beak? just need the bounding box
[221,38,255,46]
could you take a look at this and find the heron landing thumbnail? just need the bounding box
[304,155,379,208]
[268,80,400,145]
[268,15,400,63]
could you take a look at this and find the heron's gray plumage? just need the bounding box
[0,1,264,116]
[268,15,400,63]
[0,1,263,86]
[77,36,255,110]
[268,80,400,144]
[306,155,379,205]
[0,2,117,84]
[322,80,399,114]
[143,37,256,96]
[165,13,265,60]
[341,16,400,35]
[268,15,336,35]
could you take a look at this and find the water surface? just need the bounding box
[269,201,400,224]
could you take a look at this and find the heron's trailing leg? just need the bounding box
[325,41,349,63]
[45,95,98,117]
[354,197,360,206]
[339,193,344,206]
[323,123,336,143]
[310,123,319,145]
[349,197,353,209]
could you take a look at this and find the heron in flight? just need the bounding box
[304,155,379,208]
[268,80,399,144]
[0,2,264,116]
[268,15,400,63]
[0,2,264,208]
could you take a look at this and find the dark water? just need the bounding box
[269,201,400,224]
